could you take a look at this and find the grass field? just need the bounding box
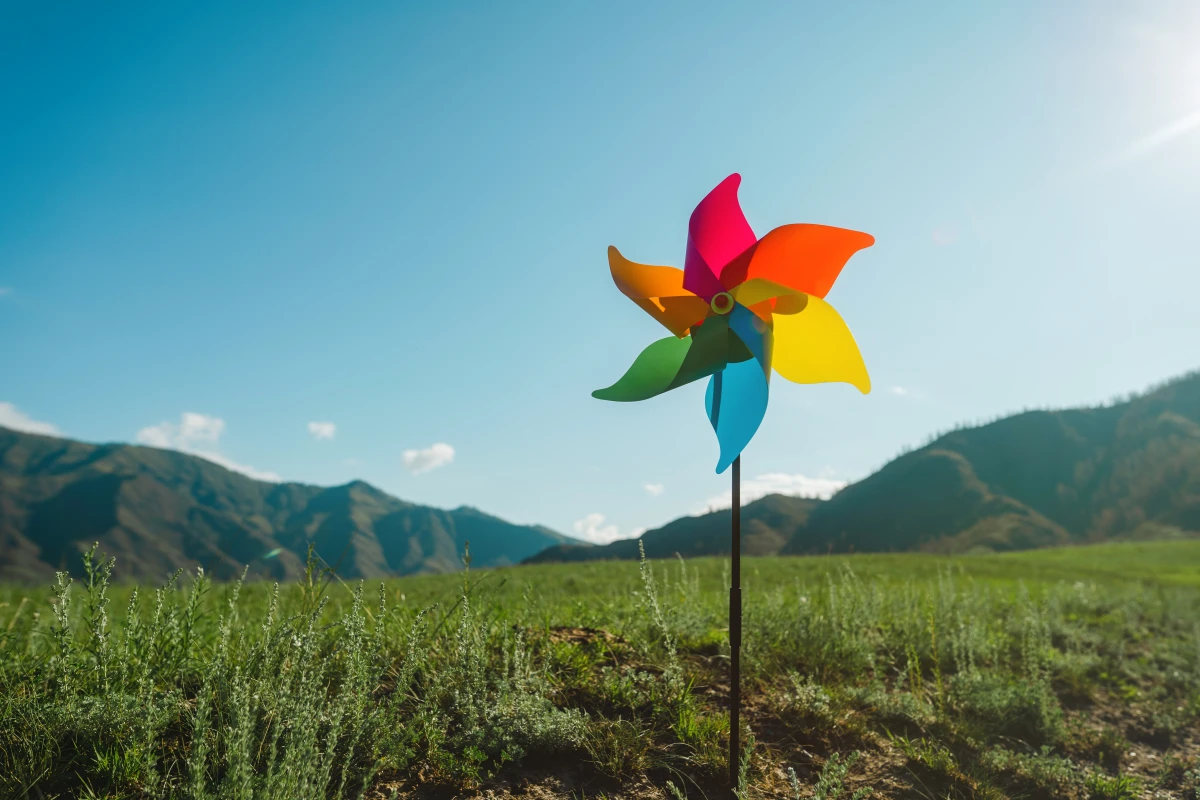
[2,541,1199,799]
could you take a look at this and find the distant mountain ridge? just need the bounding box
[0,428,581,582]
[5,370,1198,580]
[528,369,1200,564]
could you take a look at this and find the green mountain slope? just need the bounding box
[0,428,578,582]
[529,369,1200,564]
[787,370,1200,555]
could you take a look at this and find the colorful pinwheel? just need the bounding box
[593,174,874,472]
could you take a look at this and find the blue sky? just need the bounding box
[3,1,1200,543]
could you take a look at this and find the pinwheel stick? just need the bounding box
[729,454,742,795]
[594,174,875,797]
[709,369,743,794]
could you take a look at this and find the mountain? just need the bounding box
[785,369,1200,555]
[0,427,581,583]
[528,370,1200,563]
[6,370,1198,579]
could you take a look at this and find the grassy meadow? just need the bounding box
[2,541,1199,799]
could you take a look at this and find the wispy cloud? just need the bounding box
[307,421,336,441]
[644,483,665,496]
[697,472,848,514]
[887,385,930,402]
[572,512,626,545]
[402,442,455,474]
[136,412,282,482]
[0,287,12,297]
[185,451,283,483]
[931,226,957,247]
[137,411,224,448]
[0,402,61,436]
[1113,108,1200,165]
[1099,107,1200,167]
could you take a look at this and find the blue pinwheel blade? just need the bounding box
[705,357,770,474]
[727,303,773,370]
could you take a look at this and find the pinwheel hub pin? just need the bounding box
[710,292,734,315]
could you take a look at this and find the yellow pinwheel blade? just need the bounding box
[771,295,870,393]
[730,278,810,315]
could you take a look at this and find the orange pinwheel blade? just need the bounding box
[609,246,710,337]
[724,224,874,299]
[772,295,871,393]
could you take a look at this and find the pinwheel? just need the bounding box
[592,173,874,792]
[594,173,874,472]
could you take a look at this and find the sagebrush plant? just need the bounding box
[786,752,872,800]
[0,546,587,798]
[1,542,1199,798]
[1085,770,1141,800]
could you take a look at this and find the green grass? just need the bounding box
[2,540,1199,799]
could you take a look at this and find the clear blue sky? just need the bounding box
[3,1,1199,543]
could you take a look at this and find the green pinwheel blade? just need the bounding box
[592,335,690,402]
[672,315,731,387]
[593,318,731,403]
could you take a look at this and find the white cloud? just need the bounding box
[343,457,359,467]
[888,386,928,402]
[136,412,224,449]
[0,402,61,436]
[188,451,282,483]
[572,513,624,545]
[135,412,281,482]
[402,442,455,474]
[644,483,665,496]
[0,287,12,297]
[697,472,848,514]
[179,411,223,443]
[307,421,336,440]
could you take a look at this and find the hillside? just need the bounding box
[786,368,1200,554]
[529,369,1200,563]
[0,427,578,582]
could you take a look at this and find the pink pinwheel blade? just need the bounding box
[683,238,729,300]
[683,174,757,299]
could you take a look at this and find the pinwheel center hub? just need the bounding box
[710,292,734,315]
